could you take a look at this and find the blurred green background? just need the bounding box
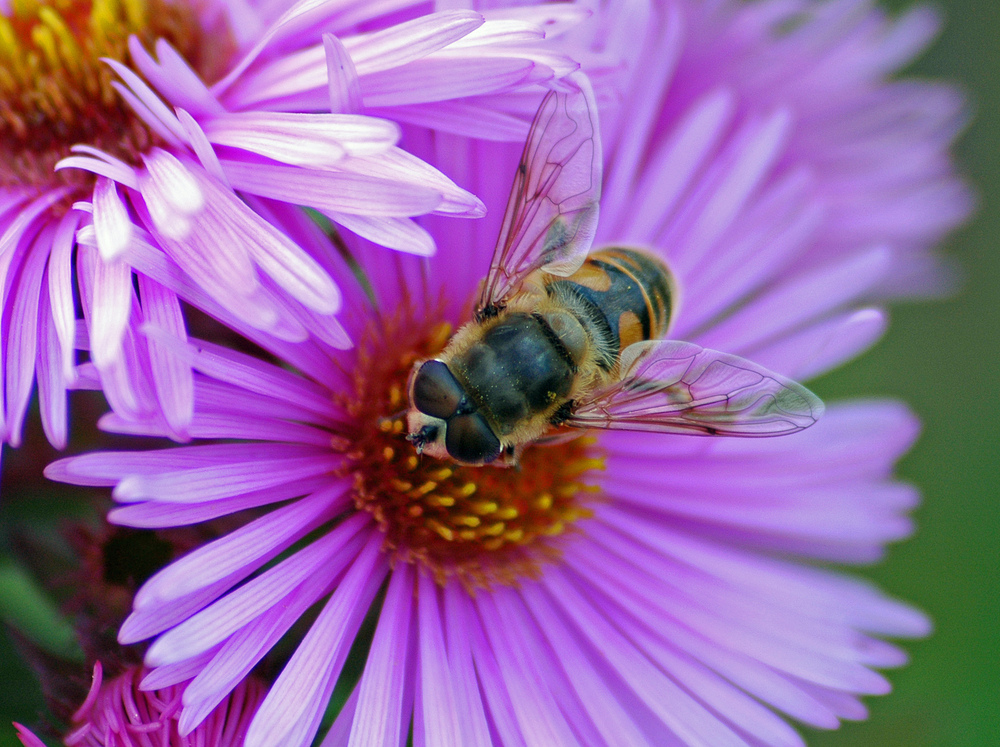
[1,0,997,744]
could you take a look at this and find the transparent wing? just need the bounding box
[567,340,824,436]
[478,75,602,313]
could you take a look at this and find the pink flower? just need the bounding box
[0,0,582,445]
[14,662,264,747]
[45,0,971,745]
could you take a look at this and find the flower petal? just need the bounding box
[92,178,134,260]
[149,513,368,666]
[347,563,415,747]
[137,278,194,436]
[244,534,387,747]
[5,226,50,445]
[325,33,362,113]
[131,482,350,613]
[220,158,444,217]
[203,112,400,166]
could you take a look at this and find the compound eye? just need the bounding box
[446,413,502,464]
[411,360,465,419]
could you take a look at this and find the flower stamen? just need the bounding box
[1,0,230,189]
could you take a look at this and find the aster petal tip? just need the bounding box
[12,724,48,747]
[93,178,134,260]
[112,475,147,502]
[141,149,206,217]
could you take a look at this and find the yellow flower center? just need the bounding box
[343,310,604,590]
[0,0,231,189]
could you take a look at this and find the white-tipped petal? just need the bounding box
[92,178,134,260]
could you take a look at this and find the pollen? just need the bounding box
[342,311,605,590]
[0,0,232,189]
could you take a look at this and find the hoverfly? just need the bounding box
[406,76,823,467]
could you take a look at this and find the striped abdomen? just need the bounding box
[544,247,675,370]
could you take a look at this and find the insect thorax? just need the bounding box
[447,312,576,439]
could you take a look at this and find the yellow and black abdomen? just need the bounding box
[544,247,675,371]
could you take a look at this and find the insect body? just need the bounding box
[406,77,823,467]
[543,247,676,372]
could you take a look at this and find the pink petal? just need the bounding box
[103,58,186,144]
[92,178,133,260]
[79,245,131,369]
[132,483,350,611]
[48,210,80,384]
[139,149,207,240]
[325,33,362,113]
[345,11,485,74]
[361,57,535,108]
[696,247,891,357]
[108,475,331,529]
[441,583,492,747]
[140,647,220,690]
[129,36,225,117]
[175,108,230,186]
[474,592,579,746]
[415,573,463,747]
[519,582,653,746]
[542,568,753,746]
[5,225,49,445]
[220,158,444,217]
[244,535,387,747]
[137,278,194,436]
[751,307,888,380]
[55,153,139,188]
[203,112,399,166]
[347,563,415,747]
[326,213,434,255]
[36,290,68,448]
[149,513,368,666]
[113,447,340,503]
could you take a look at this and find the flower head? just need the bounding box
[0,0,585,446]
[46,0,970,745]
[14,662,265,747]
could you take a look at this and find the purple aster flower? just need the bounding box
[13,662,265,747]
[46,0,971,744]
[0,0,584,446]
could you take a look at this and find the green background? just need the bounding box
[1,0,997,744]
